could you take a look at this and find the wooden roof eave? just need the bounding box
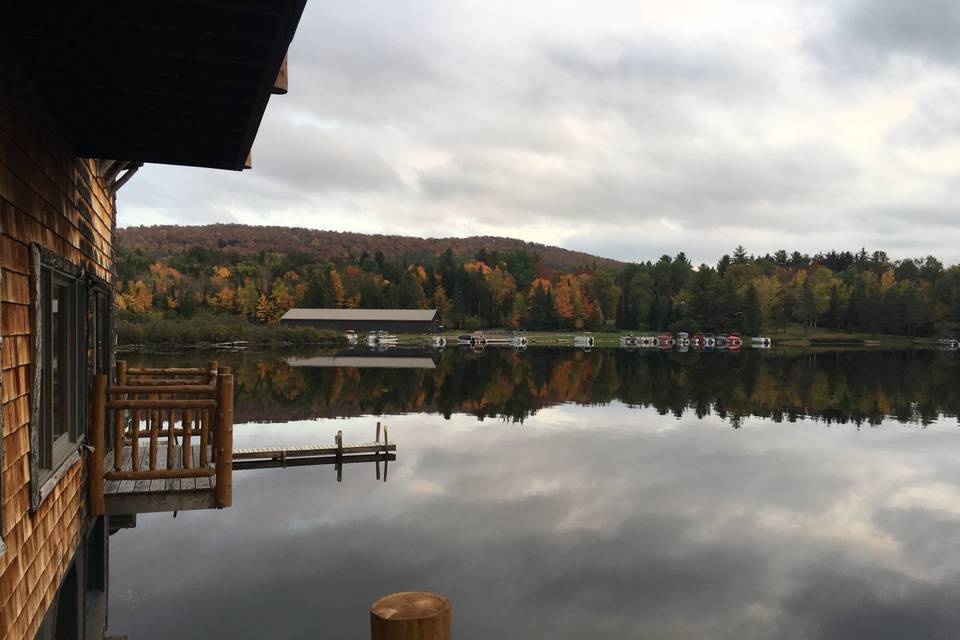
[232,5,304,171]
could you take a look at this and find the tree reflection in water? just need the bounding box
[128,347,960,427]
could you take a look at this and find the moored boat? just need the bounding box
[511,334,529,347]
[367,330,398,346]
[574,332,595,348]
[457,331,487,347]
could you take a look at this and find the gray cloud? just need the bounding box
[118,1,960,264]
[807,0,960,73]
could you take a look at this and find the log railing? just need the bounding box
[88,360,234,513]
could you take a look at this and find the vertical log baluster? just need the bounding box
[199,408,209,466]
[182,409,192,468]
[149,406,159,470]
[131,409,140,471]
[166,407,175,469]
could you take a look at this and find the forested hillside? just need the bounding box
[116,224,621,272]
[116,225,960,337]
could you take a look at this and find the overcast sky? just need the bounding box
[118,0,960,265]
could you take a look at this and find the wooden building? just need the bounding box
[0,3,306,639]
[281,308,442,333]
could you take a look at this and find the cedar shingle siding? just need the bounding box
[0,47,114,640]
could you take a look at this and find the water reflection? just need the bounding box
[130,347,960,426]
[109,348,960,639]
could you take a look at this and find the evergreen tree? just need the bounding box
[827,284,842,330]
[743,283,762,334]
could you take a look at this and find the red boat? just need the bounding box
[692,333,705,349]
[658,334,674,350]
[729,332,742,349]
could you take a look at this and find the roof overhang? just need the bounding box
[1,1,307,171]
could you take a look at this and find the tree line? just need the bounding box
[116,243,960,336]
[129,348,960,427]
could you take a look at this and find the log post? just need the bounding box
[211,366,229,462]
[370,592,451,640]
[113,361,127,470]
[214,372,233,508]
[88,375,107,515]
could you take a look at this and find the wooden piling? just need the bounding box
[88,375,107,515]
[113,361,127,470]
[370,592,451,640]
[214,372,233,508]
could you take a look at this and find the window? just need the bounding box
[89,283,112,376]
[30,246,86,508]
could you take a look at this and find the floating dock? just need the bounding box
[232,425,396,480]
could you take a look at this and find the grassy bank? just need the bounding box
[117,312,343,349]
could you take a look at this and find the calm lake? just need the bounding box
[109,347,960,639]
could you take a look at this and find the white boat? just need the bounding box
[427,335,447,348]
[457,331,487,347]
[619,335,638,347]
[345,330,358,345]
[367,330,398,346]
[511,335,529,347]
[935,337,959,350]
[751,336,771,348]
[676,332,690,347]
[574,333,595,347]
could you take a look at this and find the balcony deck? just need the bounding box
[104,445,216,515]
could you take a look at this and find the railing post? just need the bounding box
[370,592,451,640]
[214,372,233,508]
[88,375,107,515]
[113,360,127,470]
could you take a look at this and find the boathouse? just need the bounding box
[0,2,306,639]
[281,308,442,333]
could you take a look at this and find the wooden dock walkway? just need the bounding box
[234,441,396,461]
[104,445,216,515]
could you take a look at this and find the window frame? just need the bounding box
[30,245,86,510]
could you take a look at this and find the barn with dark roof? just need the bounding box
[280,308,441,333]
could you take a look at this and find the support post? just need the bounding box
[370,592,451,640]
[113,361,127,470]
[214,372,233,508]
[88,375,107,515]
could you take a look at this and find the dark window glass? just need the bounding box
[39,266,79,475]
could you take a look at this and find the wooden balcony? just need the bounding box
[88,361,233,516]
